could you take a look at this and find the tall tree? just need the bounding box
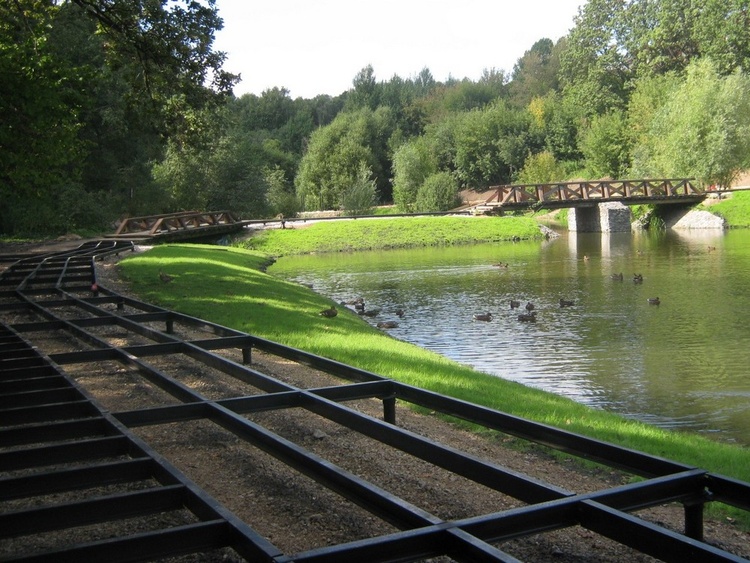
[509,38,564,107]
[632,58,750,188]
[1,0,236,235]
[346,64,380,110]
[559,0,630,116]
[452,101,535,188]
[295,108,396,209]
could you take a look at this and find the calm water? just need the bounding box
[270,229,750,445]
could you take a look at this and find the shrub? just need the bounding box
[341,164,378,216]
[415,172,460,212]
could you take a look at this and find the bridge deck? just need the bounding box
[477,178,704,213]
[108,210,243,242]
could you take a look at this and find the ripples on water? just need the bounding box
[273,230,750,445]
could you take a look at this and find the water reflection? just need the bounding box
[271,230,750,445]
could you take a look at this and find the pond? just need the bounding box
[270,229,750,445]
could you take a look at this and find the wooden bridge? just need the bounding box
[474,178,705,213]
[108,210,243,242]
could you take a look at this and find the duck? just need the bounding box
[509,299,520,309]
[559,299,574,307]
[525,302,535,312]
[395,309,405,318]
[362,308,381,317]
[633,273,644,284]
[159,271,173,283]
[377,320,399,329]
[517,311,537,322]
[647,297,660,306]
[319,305,338,318]
[610,273,623,281]
[473,312,492,322]
[583,255,590,262]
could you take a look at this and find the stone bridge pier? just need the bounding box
[568,202,632,232]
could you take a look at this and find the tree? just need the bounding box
[1,0,236,235]
[579,110,631,178]
[346,64,380,110]
[341,164,378,215]
[265,166,300,218]
[0,2,86,234]
[509,38,564,107]
[693,0,750,75]
[452,101,534,188]
[392,137,438,212]
[517,151,567,184]
[632,58,750,188]
[620,0,700,77]
[559,0,630,116]
[295,108,396,209]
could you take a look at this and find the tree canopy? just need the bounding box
[4,0,750,234]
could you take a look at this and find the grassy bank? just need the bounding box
[239,215,544,255]
[119,242,750,526]
[705,190,750,227]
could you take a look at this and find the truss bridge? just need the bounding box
[474,178,705,213]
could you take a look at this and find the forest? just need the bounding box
[3,0,750,235]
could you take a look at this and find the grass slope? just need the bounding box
[239,215,543,255]
[706,190,750,227]
[120,243,750,513]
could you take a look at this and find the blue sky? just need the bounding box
[214,0,585,99]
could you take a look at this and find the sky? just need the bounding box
[213,0,585,100]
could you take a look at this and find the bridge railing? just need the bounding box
[114,210,239,236]
[485,178,699,208]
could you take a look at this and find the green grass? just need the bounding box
[120,244,750,522]
[239,215,543,255]
[705,190,750,227]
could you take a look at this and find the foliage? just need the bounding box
[295,108,396,209]
[517,151,567,184]
[239,216,544,256]
[559,0,631,116]
[509,38,565,108]
[0,0,235,235]
[0,2,86,234]
[579,110,631,178]
[631,58,750,188]
[391,137,438,212]
[452,101,536,188]
[341,164,378,216]
[265,166,300,218]
[415,172,459,212]
[7,0,750,235]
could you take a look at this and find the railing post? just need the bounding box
[684,501,704,541]
[242,345,252,365]
[165,318,174,334]
[383,394,396,424]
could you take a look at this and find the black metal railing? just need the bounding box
[1,241,748,562]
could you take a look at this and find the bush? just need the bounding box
[517,151,567,184]
[415,172,460,212]
[341,164,378,216]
